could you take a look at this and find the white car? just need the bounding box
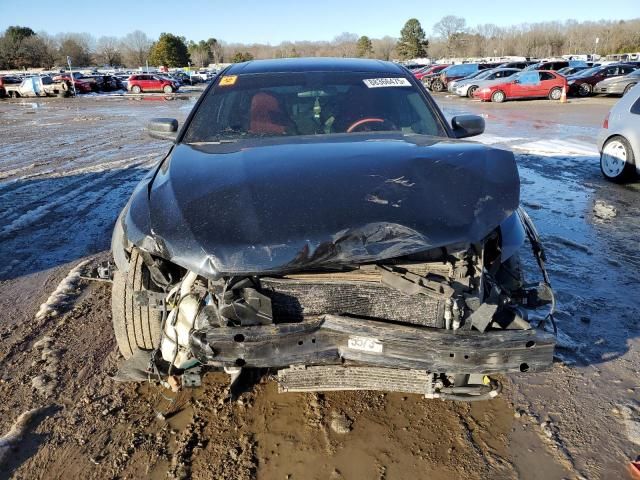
[455,68,521,98]
[597,84,640,182]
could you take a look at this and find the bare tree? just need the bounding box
[57,33,94,66]
[433,15,467,55]
[96,36,121,66]
[332,32,358,57]
[121,30,151,67]
[372,36,397,60]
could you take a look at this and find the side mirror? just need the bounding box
[513,79,520,84]
[451,114,485,139]
[147,118,178,141]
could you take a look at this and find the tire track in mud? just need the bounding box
[0,161,156,279]
[0,154,159,219]
[0,166,138,239]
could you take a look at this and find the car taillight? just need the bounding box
[603,112,610,129]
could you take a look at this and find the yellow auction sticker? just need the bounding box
[219,75,238,86]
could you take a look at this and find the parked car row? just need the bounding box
[567,64,638,97]
[414,59,639,103]
[0,68,218,99]
[0,74,71,98]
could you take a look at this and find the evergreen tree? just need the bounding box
[148,33,190,67]
[356,36,374,58]
[0,26,36,68]
[231,51,254,63]
[396,19,429,59]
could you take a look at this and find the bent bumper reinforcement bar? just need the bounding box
[190,314,556,374]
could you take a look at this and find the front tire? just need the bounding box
[431,79,444,92]
[111,249,163,359]
[600,136,636,183]
[577,83,591,97]
[131,85,142,94]
[491,90,506,103]
[163,85,174,94]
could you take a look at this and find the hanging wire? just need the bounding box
[517,208,557,334]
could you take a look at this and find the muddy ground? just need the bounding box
[0,91,638,480]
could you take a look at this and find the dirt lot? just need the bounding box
[0,92,638,480]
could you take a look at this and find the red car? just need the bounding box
[474,70,567,103]
[128,74,178,94]
[413,65,446,80]
[52,74,93,93]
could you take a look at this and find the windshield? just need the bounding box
[573,67,600,77]
[183,72,446,143]
[467,69,496,80]
[462,70,490,81]
[486,69,519,80]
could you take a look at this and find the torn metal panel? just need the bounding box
[119,133,520,279]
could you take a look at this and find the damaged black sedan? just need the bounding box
[111,58,556,400]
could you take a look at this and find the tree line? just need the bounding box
[1,16,639,70]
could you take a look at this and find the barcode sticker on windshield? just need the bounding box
[363,78,411,88]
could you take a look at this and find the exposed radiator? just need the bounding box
[260,275,445,328]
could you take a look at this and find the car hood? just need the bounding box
[124,134,520,278]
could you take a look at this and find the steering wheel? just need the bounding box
[346,117,393,133]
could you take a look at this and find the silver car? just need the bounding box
[455,68,521,98]
[446,69,487,93]
[597,85,640,182]
[593,68,640,96]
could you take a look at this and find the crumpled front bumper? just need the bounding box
[190,314,556,374]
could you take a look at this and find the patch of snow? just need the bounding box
[0,407,50,466]
[0,162,145,238]
[34,260,88,320]
[474,134,525,145]
[593,200,617,221]
[513,139,598,157]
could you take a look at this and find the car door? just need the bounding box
[512,71,541,97]
[539,72,559,95]
[153,75,165,91]
[132,75,146,90]
[142,75,154,90]
[591,67,612,85]
[136,75,149,90]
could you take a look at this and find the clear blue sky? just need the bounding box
[0,0,637,43]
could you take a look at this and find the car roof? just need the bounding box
[225,57,407,75]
